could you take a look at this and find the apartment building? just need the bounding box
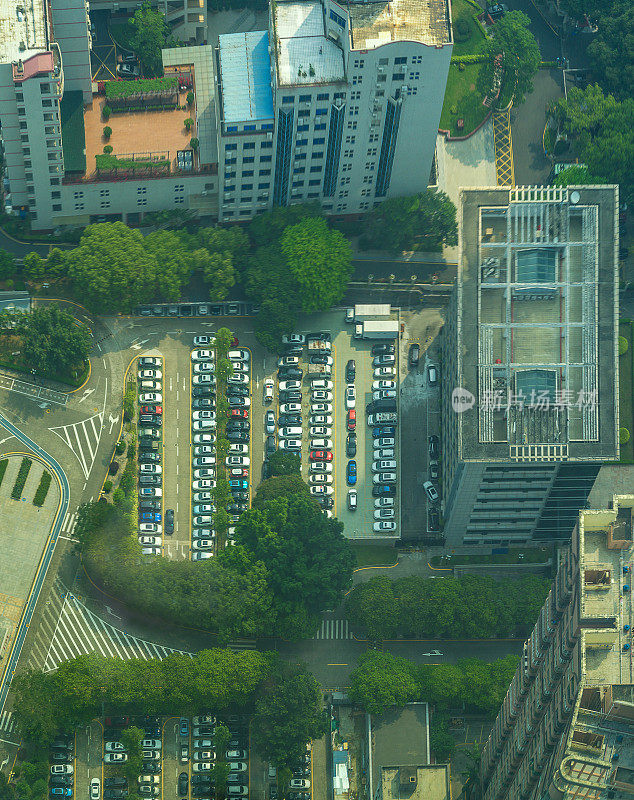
[441,185,620,546]
[216,0,453,221]
[481,494,634,800]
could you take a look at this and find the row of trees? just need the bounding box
[344,574,551,641]
[348,650,519,716]
[80,471,355,641]
[11,651,325,770]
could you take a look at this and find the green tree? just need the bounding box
[215,326,234,355]
[143,230,194,300]
[267,450,301,477]
[281,218,352,313]
[587,1,634,100]
[64,222,159,312]
[0,249,16,280]
[120,726,144,785]
[254,298,298,353]
[429,717,456,761]
[344,576,399,642]
[22,252,46,282]
[252,664,327,770]
[0,771,17,800]
[482,10,541,104]
[195,226,249,301]
[130,3,173,77]
[553,164,604,187]
[363,190,458,253]
[348,651,419,715]
[45,248,67,279]
[248,203,321,247]
[74,500,114,551]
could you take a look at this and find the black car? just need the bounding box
[278,414,301,426]
[372,343,395,356]
[227,502,248,513]
[139,414,162,426]
[345,359,356,382]
[145,725,161,738]
[178,774,188,796]
[165,508,175,534]
[346,433,357,457]
[428,435,440,460]
[139,451,161,463]
[429,462,439,481]
[104,780,127,790]
[193,398,215,409]
[50,750,70,762]
[226,385,249,397]
[192,386,215,398]
[278,367,303,380]
[317,496,334,509]
[284,345,304,356]
[142,763,161,774]
[231,491,249,501]
[265,436,276,456]
[262,460,271,480]
[428,510,440,532]
[139,500,161,511]
[307,331,331,341]
[409,343,420,368]
[280,390,302,402]
[372,484,396,497]
[50,777,73,788]
[310,354,330,365]
[139,475,161,486]
[104,790,127,800]
[227,420,250,431]
[227,431,249,443]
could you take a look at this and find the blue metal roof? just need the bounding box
[219,31,274,123]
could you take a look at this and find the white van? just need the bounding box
[280,427,303,438]
[139,380,160,391]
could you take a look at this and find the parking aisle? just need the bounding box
[162,347,189,557]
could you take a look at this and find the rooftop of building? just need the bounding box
[273,0,345,85]
[349,0,451,50]
[0,0,48,64]
[218,31,274,122]
[453,185,619,464]
[371,704,430,794]
[380,766,450,800]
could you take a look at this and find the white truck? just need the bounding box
[354,304,391,321]
[354,320,399,339]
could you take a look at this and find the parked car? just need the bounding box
[373,521,396,532]
[345,385,356,409]
[346,433,357,457]
[409,343,420,367]
[347,490,357,511]
[423,481,439,502]
[263,379,274,403]
[346,460,357,486]
[428,435,440,460]
[345,359,356,381]
[346,409,356,431]
[281,334,305,345]
[178,774,188,796]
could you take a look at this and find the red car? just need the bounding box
[346,409,356,431]
[228,408,249,419]
[229,468,249,478]
[141,404,162,415]
[310,450,333,462]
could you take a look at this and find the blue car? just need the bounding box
[140,512,161,522]
[228,479,248,490]
[346,460,357,486]
[50,790,72,797]
[179,718,189,737]
[373,426,396,438]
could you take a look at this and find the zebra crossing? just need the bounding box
[314,618,353,640]
[49,413,104,479]
[0,709,16,734]
[59,511,77,536]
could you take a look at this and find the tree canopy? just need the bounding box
[129,4,174,77]
[361,190,458,254]
[267,450,302,477]
[483,10,541,105]
[587,0,634,100]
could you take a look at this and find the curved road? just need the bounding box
[0,414,70,712]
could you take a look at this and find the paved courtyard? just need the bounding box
[435,117,497,206]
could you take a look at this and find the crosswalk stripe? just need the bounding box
[0,710,15,732]
[314,618,351,640]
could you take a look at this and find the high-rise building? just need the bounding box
[481,493,634,800]
[441,185,620,546]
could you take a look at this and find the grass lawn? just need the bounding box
[440,61,490,136]
[351,544,398,568]
[619,321,634,462]
[429,546,553,567]
[0,334,88,388]
[451,0,487,57]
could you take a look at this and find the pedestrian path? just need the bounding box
[0,709,15,734]
[60,511,77,536]
[0,373,68,406]
[314,619,353,640]
[493,107,515,187]
[49,413,104,479]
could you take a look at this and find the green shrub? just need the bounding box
[105,77,178,99]
[123,385,136,421]
[619,335,629,355]
[0,459,7,488]
[103,144,113,154]
[184,118,194,131]
[103,126,112,139]
[103,480,113,493]
[187,91,194,105]
[116,441,126,455]
[33,471,52,507]
[102,105,111,120]
[451,53,490,64]
[190,137,199,150]
[11,457,32,500]
[620,428,631,445]
[454,17,471,42]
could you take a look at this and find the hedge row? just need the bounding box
[110,105,177,114]
[105,77,178,99]
[451,53,490,64]
[0,458,7,489]
[11,457,32,500]
[33,471,52,507]
[95,154,171,173]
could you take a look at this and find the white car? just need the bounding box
[228,444,249,455]
[192,374,216,386]
[139,463,162,475]
[375,496,395,508]
[139,488,162,498]
[374,367,396,378]
[231,361,249,373]
[423,480,439,502]
[373,472,397,484]
[140,393,162,403]
[192,763,212,772]
[193,479,215,490]
[263,378,274,402]
[194,739,214,748]
[193,456,216,467]
[310,415,332,426]
[310,403,332,414]
[193,468,215,480]
[193,492,213,503]
[105,742,126,752]
[193,504,214,514]
[193,433,215,444]
[142,547,161,556]
[290,780,310,789]
[51,766,74,776]
[345,385,356,409]
[193,515,213,526]
[138,776,160,785]
[374,508,395,520]
[193,420,216,431]
[193,362,214,374]
[312,390,333,402]
[139,535,162,546]
[310,461,333,473]
[139,522,162,533]
[278,355,299,367]
[374,448,395,459]
[227,373,249,385]
[373,521,396,532]
[194,445,214,456]
[372,380,396,390]
[376,437,395,448]
[192,552,213,561]
[193,750,216,761]
[280,403,302,414]
[310,379,333,390]
[228,349,250,361]
[372,460,397,472]
[104,753,127,764]
[226,455,250,467]
[309,426,331,437]
[309,485,333,496]
[90,779,101,800]
[310,438,333,449]
[192,540,215,550]
[279,380,301,391]
[194,335,215,346]
[192,349,215,362]
[373,389,397,401]
[279,439,301,450]
[138,369,162,380]
[309,473,333,485]
[281,334,305,345]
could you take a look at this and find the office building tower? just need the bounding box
[441,185,619,546]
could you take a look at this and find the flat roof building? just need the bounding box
[441,185,620,545]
